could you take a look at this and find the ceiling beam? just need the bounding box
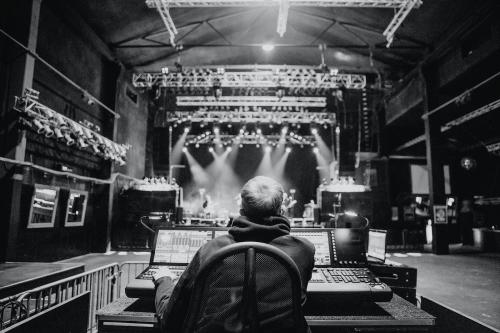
[112,9,255,47]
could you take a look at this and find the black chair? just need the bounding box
[182,242,307,333]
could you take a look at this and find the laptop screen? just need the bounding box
[290,230,331,266]
[367,229,387,263]
[153,229,213,264]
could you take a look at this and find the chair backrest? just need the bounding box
[182,242,306,333]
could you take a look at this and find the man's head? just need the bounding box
[240,176,284,217]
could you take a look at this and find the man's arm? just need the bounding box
[154,253,201,332]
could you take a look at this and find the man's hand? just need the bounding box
[152,267,178,282]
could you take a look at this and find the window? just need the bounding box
[64,190,88,227]
[27,185,59,229]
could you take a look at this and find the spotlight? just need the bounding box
[286,147,292,153]
[239,143,243,148]
[335,127,340,134]
[226,146,232,152]
[218,143,223,148]
[161,67,169,74]
[239,128,245,135]
[265,146,272,153]
[313,147,319,154]
[182,147,188,153]
[257,128,262,135]
[256,144,261,148]
[214,126,220,134]
[281,126,288,135]
[311,128,318,135]
[208,147,214,153]
[262,43,274,51]
[195,143,200,148]
[184,127,190,134]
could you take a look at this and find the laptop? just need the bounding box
[366,229,388,264]
[290,228,392,302]
[125,227,226,298]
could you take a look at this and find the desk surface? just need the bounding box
[97,295,435,328]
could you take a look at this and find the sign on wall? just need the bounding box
[433,205,448,224]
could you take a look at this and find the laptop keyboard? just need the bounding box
[311,268,376,284]
[137,265,186,280]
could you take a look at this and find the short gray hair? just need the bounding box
[240,176,284,217]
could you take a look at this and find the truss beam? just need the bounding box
[441,98,500,132]
[133,66,366,89]
[146,0,415,8]
[176,96,327,107]
[383,0,422,47]
[147,0,420,48]
[169,109,335,124]
[185,133,316,146]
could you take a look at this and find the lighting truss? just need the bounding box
[146,0,421,47]
[441,98,500,132]
[176,96,326,107]
[133,66,366,89]
[13,89,130,165]
[185,133,315,146]
[169,109,335,125]
[383,0,422,47]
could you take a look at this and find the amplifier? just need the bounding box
[368,263,417,288]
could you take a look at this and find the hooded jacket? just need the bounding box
[154,215,315,333]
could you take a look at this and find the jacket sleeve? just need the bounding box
[154,252,201,332]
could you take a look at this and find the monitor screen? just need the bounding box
[290,231,331,266]
[153,229,213,264]
[331,229,366,265]
[367,230,387,262]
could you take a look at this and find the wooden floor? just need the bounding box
[56,247,500,330]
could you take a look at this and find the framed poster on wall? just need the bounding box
[27,185,59,229]
[64,190,88,227]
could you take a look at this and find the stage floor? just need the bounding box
[388,250,500,330]
[58,248,500,331]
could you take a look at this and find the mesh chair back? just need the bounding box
[183,242,305,333]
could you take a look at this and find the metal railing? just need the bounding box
[0,263,120,332]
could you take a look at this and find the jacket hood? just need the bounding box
[229,215,290,243]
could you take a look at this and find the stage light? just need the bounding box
[285,147,292,153]
[226,146,232,152]
[330,68,339,75]
[239,128,245,135]
[257,128,262,135]
[313,147,319,154]
[344,210,358,217]
[335,126,340,134]
[208,147,214,153]
[214,126,220,134]
[265,146,272,153]
[184,127,190,134]
[217,67,225,74]
[281,126,288,135]
[195,143,200,148]
[256,144,261,148]
[161,67,169,74]
[182,147,188,153]
[311,128,318,135]
[262,44,274,51]
[218,143,223,148]
[239,143,243,148]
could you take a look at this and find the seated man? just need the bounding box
[154,176,315,332]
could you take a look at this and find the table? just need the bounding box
[97,295,435,333]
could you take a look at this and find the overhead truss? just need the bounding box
[185,133,316,147]
[146,0,421,48]
[168,109,335,125]
[176,96,327,107]
[133,65,366,89]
